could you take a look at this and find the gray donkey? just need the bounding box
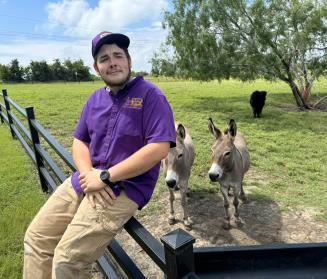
[208,118,250,229]
[163,123,195,229]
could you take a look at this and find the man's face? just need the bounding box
[94,44,131,88]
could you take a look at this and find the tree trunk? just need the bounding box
[302,82,312,103]
[288,80,310,110]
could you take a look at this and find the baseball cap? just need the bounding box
[92,31,130,58]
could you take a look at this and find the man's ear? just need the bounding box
[93,62,99,74]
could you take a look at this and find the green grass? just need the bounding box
[2,79,327,218]
[0,125,46,279]
[1,77,327,275]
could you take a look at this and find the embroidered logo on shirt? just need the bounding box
[124,97,143,109]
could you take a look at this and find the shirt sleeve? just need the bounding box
[73,101,91,143]
[143,87,176,148]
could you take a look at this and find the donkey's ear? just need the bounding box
[177,124,186,139]
[228,119,237,138]
[208,117,221,139]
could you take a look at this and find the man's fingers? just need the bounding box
[78,172,86,180]
[80,180,87,191]
[87,193,96,208]
[99,189,115,206]
[94,192,106,208]
[104,186,117,200]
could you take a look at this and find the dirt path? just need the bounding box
[112,188,327,278]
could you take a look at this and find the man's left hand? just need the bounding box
[79,169,106,193]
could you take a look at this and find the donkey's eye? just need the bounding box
[224,151,231,157]
[178,154,183,158]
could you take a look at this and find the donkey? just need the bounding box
[208,118,250,229]
[162,123,195,229]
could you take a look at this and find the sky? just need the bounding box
[0,0,173,73]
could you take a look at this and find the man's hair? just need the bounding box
[94,46,131,62]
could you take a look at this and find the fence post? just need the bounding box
[161,228,198,279]
[25,106,49,193]
[2,89,15,138]
[0,101,4,124]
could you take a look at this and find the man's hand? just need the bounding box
[86,187,117,208]
[79,168,106,193]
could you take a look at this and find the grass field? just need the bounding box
[0,124,46,279]
[0,77,327,276]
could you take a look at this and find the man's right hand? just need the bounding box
[86,187,117,209]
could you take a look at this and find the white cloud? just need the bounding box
[45,0,168,37]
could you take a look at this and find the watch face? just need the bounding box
[100,171,109,181]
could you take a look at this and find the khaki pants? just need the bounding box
[23,178,138,279]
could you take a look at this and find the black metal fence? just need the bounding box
[1,88,327,278]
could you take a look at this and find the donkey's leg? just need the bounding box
[168,189,176,225]
[233,185,244,227]
[180,183,192,230]
[221,186,231,230]
[240,183,248,203]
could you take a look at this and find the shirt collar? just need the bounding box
[105,76,143,99]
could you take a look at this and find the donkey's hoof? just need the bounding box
[235,219,244,228]
[184,219,193,230]
[222,222,231,230]
[240,196,249,204]
[168,218,176,225]
[184,222,192,231]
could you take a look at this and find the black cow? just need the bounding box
[250,90,267,118]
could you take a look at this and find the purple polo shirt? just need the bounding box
[71,76,176,209]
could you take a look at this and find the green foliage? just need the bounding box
[131,70,149,77]
[163,0,327,106]
[1,58,92,83]
[150,44,177,77]
[0,59,25,82]
[26,60,52,82]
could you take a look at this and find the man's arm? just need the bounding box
[79,142,170,193]
[73,138,116,207]
[72,138,92,173]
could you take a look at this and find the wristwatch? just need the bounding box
[100,170,115,188]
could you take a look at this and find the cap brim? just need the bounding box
[93,33,130,57]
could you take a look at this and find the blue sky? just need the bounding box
[0,0,172,73]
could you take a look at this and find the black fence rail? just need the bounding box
[1,88,327,278]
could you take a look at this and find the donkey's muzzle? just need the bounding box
[209,173,220,182]
[166,179,176,188]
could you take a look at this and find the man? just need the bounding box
[23,31,176,279]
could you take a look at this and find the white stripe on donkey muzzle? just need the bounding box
[208,163,223,181]
[165,170,179,188]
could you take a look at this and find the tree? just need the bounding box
[50,59,67,81]
[63,59,91,81]
[150,52,177,77]
[3,59,25,82]
[150,44,178,77]
[164,0,327,109]
[0,64,9,81]
[28,60,52,82]
[71,59,92,81]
